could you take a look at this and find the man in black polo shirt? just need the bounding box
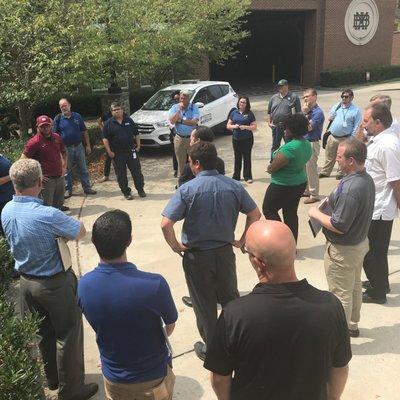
[102,102,146,200]
[205,220,351,400]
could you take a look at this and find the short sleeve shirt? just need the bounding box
[271,139,312,186]
[53,111,86,146]
[304,105,325,142]
[168,103,199,136]
[267,91,301,123]
[366,129,400,220]
[23,132,65,177]
[162,170,257,249]
[324,170,375,245]
[0,155,14,204]
[229,109,256,140]
[1,196,81,276]
[78,262,178,384]
[103,116,138,151]
[204,279,351,400]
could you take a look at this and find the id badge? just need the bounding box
[342,121,347,128]
[132,149,137,159]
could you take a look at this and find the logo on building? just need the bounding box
[345,0,379,45]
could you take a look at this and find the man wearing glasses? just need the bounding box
[319,89,361,180]
[102,101,146,200]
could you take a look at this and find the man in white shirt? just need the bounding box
[362,103,400,304]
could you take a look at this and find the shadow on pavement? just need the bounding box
[296,245,326,260]
[174,375,204,400]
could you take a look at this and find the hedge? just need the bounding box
[320,65,400,87]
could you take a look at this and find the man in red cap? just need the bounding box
[21,115,68,210]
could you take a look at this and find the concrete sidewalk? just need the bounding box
[65,81,400,400]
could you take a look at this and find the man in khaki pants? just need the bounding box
[168,90,199,177]
[309,139,375,338]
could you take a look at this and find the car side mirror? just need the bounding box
[195,102,204,108]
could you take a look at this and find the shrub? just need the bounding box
[0,138,25,162]
[320,65,400,87]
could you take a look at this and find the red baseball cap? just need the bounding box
[36,115,52,127]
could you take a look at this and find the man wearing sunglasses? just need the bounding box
[205,220,351,400]
[320,89,361,180]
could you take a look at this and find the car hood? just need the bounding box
[131,109,169,125]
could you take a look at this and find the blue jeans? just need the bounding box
[65,143,91,193]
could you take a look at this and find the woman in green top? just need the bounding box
[263,113,312,242]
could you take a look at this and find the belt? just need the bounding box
[176,134,190,139]
[20,270,66,280]
[187,243,232,253]
[66,143,82,148]
[332,134,350,139]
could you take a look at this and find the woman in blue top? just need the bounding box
[226,96,257,183]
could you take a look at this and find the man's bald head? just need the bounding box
[245,220,296,276]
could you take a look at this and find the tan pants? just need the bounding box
[174,135,191,176]
[324,240,368,330]
[104,365,175,400]
[305,141,320,198]
[320,135,348,176]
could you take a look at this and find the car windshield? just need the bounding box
[142,89,194,111]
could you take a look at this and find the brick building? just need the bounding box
[207,0,397,85]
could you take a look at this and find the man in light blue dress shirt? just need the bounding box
[1,159,98,400]
[320,89,361,180]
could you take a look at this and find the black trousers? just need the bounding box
[262,182,306,242]
[20,270,85,399]
[170,131,178,172]
[271,124,287,161]
[104,153,116,177]
[183,244,239,345]
[232,137,253,181]
[114,150,144,196]
[363,218,393,299]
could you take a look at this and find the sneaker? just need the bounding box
[84,189,97,195]
[245,179,253,184]
[348,328,360,338]
[362,292,387,304]
[124,194,133,200]
[98,176,109,183]
[60,205,70,212]
[194,341,206,361]
[182,296,193,308]
[138,190,147,198]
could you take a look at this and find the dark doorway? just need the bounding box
[210,11,306,88]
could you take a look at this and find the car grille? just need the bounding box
[137,123,154,135]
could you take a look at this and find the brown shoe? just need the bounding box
[304,197,319,204]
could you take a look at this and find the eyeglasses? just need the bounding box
[341,95,350,99]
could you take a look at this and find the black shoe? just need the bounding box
[336,174,344,180]
[64,191,72,199]
[138,190,147,198]
[68,383,99,400]
[348,328,360,338]
[194,341,206,361]
[48,381,59,391]
[182,296,193,308]
[60,205,70,212]
[84,189,97,195]
[362,280,390,294]
[319,173,329,178]
[362,292,387,304]
[124,194,133,200]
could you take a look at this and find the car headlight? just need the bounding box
[154,120,169,128]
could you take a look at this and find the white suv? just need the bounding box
[130,80,238,147]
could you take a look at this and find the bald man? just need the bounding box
[204,220,351,400]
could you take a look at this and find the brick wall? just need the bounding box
[392,32,400,65]
[321,0,397,72]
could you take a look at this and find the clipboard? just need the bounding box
[308,197,332,238]
[56,237,72,271]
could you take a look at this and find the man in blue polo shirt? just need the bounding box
[161,142,261,361]
[53,98,96,197]
[0,154,14,235]
[1,158,97,400]
[78,210,177,400]
[320,89,361,180]
[302,88,325,204]
[169,90,199,178]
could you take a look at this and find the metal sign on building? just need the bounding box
[345,0,379,45]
